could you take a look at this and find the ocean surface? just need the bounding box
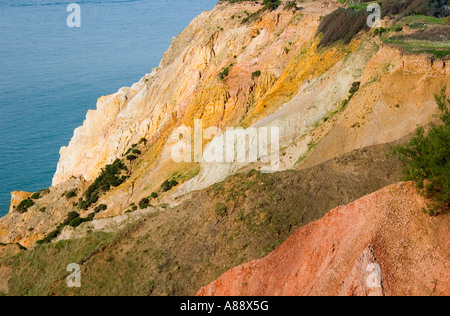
[0,0,216,217]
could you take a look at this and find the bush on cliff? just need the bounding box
[394,87,450,215]
[16,198,35,213]
[263,0,281,10]
[79,159,128,210]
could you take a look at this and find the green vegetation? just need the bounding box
[126,154,138,161]
[78,159,128,210]
[221,0,281,10]
[394,87,450,215]
[94,204,107,213]
[139,198,151,209]
[263,0,281,10]
[252,70,262,80]
[380,0,446,18]
[37,204,109,245]
[218,64,233,80]
[31,192,41,200]
[401,14,446,28]
[384,36,450,58]
[16,198,35,213]
[317,7,369,47]
[231,0,282,24]
[338,81,361,112]
[161,179,179,192]
[284,1,298,11]
[151,192,159,199]
[319,0,448,48]
[15,189,50,213]
[139,137,148,145]
[377,12,450,59]
[384,34,450,58]
[65,189,77,199]
[30,188,50,200]
[9,232,116,296]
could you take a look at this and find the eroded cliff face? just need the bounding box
[51,0,450,219]
[0,177,87,248]
[3,0,449,249]
[1,2,448,295]
[197,182,450,296]
[52,0,338,187]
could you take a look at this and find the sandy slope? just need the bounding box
[197,182,450,296]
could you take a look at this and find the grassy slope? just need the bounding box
[2,142,404,296]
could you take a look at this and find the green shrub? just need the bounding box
[31,188,50,200]
[79,159,128,210]
[36,229,60,245]
[94,204,107,213]
[394,87,450,215]
[252,70,262,80]
[284,1,297,10]
[150,192,159,199]
[65,190,77,199]
[263,0,281,10]
[63,211,80,226]
[161,179,179,192]
[349,81,361,95]
[69,217,84,228]
[16,198,35,213]
[161,180,171,192]
[31,192,41,200]
[139,198,150,209]
[218,65,233,80]
[127,155,138,161]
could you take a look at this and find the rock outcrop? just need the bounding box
[197,182,450,296]
[0,177,87,248]
[8,191,32,214]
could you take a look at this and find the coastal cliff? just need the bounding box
[0,0,448,296]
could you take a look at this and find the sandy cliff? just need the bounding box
[52,0,449,208]
[0,1,448,296]
[53,1,337,187]
[3,0,449,248]
[197,182,450,296]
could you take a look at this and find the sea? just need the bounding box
[0,0,216,217]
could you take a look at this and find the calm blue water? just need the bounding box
[0,0,216,217]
